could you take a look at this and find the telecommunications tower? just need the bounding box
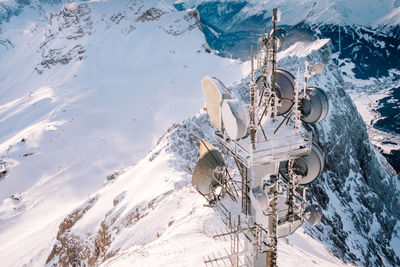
[192,8,329,267]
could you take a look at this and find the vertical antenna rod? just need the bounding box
[266,175,278,267]
[250,45,256,150]
[270,8,281,121]
[271,9,278,94]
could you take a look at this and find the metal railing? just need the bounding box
[215,131,312,167]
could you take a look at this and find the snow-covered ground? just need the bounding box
[0,0,247,265]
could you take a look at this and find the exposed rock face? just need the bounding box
[36,3,92,73]
[303,46,400,266]
[136,7,165,22]
[32,0,202,74]
[46,188,175,266]
[46,195,99,266]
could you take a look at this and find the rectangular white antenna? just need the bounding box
[272,8,281,22]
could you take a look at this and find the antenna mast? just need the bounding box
[265,9,281,266]
[271,8,279,95]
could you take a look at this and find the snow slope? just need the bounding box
[44,111,349,267]
[0,0,246,265]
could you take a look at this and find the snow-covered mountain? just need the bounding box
[0,0,244,264]
[0,0,399,266]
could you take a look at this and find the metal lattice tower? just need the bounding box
[192,8,329,267]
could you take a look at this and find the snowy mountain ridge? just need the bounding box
[2,0,400,31]
[175,0,400,28]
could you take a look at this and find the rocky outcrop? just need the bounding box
[46,195,99,266]
[36,2,92,74]
[46,189,175,266]
[136,7,165,22]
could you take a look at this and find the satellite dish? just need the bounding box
[306,61,325,76]
[279,143,325,185]
[311,62,324,75]
[221,99,250,140]
[192,140,225,196]
[304,204,322,225]
[256,68,295,115]
[201,76,234,131]
[301,86,329,123]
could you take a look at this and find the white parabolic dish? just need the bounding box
[201,76,234,131]
[221,99,250,140]
[301,86,329,123]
